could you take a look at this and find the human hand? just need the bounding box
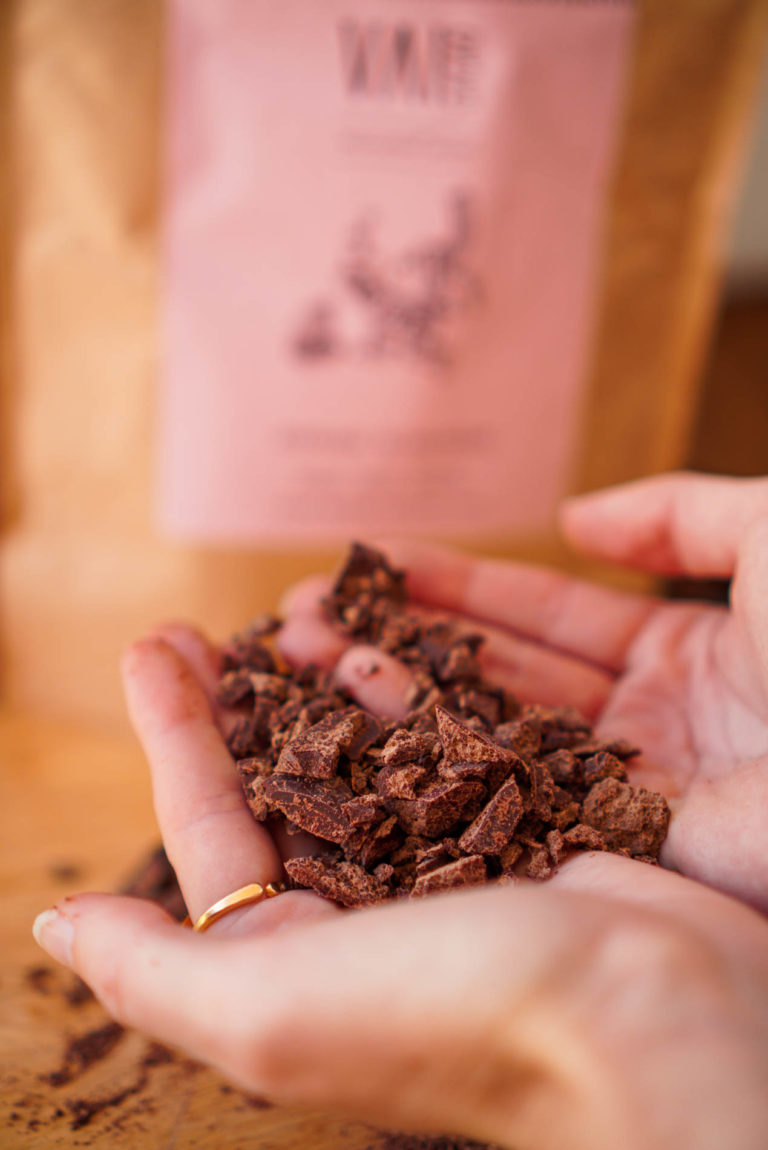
[277,473,768,911]
[32,636,768,1150]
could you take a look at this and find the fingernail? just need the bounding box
[33,907,75,967]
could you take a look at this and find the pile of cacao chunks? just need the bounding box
[219,544,670,908]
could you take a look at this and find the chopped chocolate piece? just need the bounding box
[216,669,256,706]
[262,776,352,844]
[437,758,505,787]
[285,856,389,907]
[385,779,486,837]
[323,542,407,636]
[249,672,290,701]
[374,862,395,884]
[411,855,487,897]
[381,728,441,767]
[564,823,606,851]
[221,619,279,672]
[458,778,524,856]
[236,755,272,780]
[440,641,483,685]
[227,715,261,758]
[355,814,403,867]
[349,756,376,795]
[528,761,555,820]
[242,775,270,821]
[499,840,524,873]
[601,738,642,760]
[545,828,566,865]
[376,762,428,800]
[583,751,628,787]
[436,706,515,767]
[581,778,670,857]
[549,794,581,832]
[277,707,382,779]
[493,718,541,762]
[418,623,483,684]
[451,687,501,728]
[388,835,431,866]
[343,793,385,828]
[526,845,552,881]
[542,749,581,788]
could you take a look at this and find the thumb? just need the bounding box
[31,892,289,1092]
[561,472,768,577]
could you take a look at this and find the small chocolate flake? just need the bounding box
[458,777,524,856]
[411,855,487,897]
[581,778,669,858]
[285,856,389,907]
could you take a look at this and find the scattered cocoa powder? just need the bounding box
[41,1021,126,1087]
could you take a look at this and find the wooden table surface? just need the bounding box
[0,706,386,1149]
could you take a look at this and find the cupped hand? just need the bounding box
[278,473,768,911]
[32,634,768,1150]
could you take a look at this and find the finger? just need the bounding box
[32,893,336,1079]
[276,612,350,671]
[377,538,654,673]
[730,516,768,707]
[662,759,768,915]
[121,637,283,922]
[149,622,224,720]
[480,627,612,718]
[278,573,333,617]
[282,583,613,718]
[560,472,768,577]
[334,645,413,719]
[549,851,768,950]
[31,887,614,1145]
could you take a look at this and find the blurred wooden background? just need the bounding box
[1,0,767,729]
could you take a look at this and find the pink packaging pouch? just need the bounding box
[160,0,634,543]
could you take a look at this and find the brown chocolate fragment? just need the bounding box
[411,854,487,897]
[458,778,523,856]
[499,840,524,874]
[528,761,555,820]
[285,856,389,907]
[242,775,270,821]
[381,728,441,767]
[323,542,407,636]
[436,706,515,767]
[542,749,581,787]
[376,762,428,800]
[545,828,566,865]
[385,779,486,837]
[494,718,541,762]
[582,751,628,787]
[563,823,606,851]
[581,778,670,857]
[277,706,382,779]
[525,845,552,881]
[262,775,352,844]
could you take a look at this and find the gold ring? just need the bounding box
[183,881,286,932]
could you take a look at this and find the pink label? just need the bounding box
[160,0,634,543]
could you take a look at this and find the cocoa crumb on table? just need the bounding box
[219,542,670,907]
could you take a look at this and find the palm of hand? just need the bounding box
[594,595,768,905]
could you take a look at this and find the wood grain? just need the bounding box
[0,705,386,1148]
